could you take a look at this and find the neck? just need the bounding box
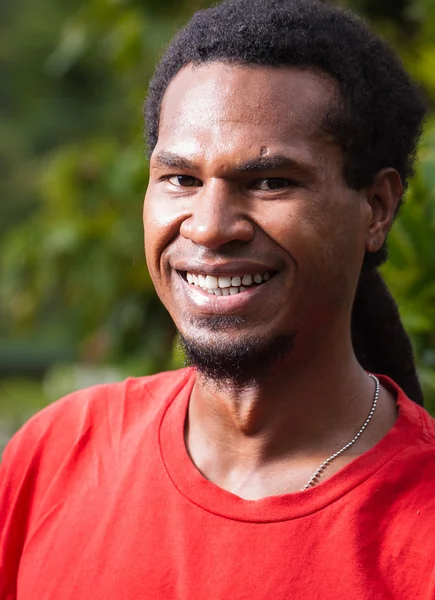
[188,338,369,455]
[185,328,396,498]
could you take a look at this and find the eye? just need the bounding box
[254,178,294,190]
[167,175,202,188]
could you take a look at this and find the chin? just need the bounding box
[179,328,297,388]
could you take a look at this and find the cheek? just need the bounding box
[143,187,187,275]
[267,195,363,293]
[302,198,366,296]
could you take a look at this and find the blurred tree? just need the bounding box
[0,0,200,376]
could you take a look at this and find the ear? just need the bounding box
[365,168,402,254]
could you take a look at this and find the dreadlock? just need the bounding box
[352,270,423,404]
[145,0,426,404]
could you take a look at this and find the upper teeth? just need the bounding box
[186,272,271,295]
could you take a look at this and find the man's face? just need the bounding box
[144,63,371,378]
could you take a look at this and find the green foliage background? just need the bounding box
[1,0,435,447]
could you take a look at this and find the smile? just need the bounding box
[184,271,272,296]
[176,266,281,315]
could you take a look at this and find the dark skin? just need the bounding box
[144,63,399,499]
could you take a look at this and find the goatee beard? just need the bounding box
[179,319,296,388]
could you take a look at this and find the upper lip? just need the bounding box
[172,259,279,277]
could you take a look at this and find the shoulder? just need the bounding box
[380,373,435,443]
[393,398,435,482]
[0,370,192,597]
[0,367,194,588]
[1,367,194,475]
[377,378,435,511]
[368,376,435,500]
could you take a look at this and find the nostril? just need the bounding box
[180,211,255,248]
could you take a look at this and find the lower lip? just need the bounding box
[177,274,276,315]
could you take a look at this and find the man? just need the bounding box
[1,0,434,598]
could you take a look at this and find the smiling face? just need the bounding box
[144,63,372,381]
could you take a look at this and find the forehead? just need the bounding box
[155,62,339,162]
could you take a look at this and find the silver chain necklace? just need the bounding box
[301,374,380,491]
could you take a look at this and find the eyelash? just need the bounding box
[254,178,296,191]
[165,175,202,188]
[162,175,297,190]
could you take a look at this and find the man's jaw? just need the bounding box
[180,328,297,389]
[169,257,296,384]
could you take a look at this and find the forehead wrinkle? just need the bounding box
[162,63,337,127]
[158,64,343,175]
[161,104,336,166]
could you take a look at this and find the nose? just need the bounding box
[179,180,255,249]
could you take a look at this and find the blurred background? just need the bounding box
[1,0,435,450]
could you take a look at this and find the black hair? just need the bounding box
[145,0,426,404]
[351,270,423,404]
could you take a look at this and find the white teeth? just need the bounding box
[186,270,273,295]
[218,276,232,288]
[205,275,218,288]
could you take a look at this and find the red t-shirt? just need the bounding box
[1,368,435,599]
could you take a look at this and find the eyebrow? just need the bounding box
[153,151,197,171]
[237,155,302,172]
[152,151,306,173]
